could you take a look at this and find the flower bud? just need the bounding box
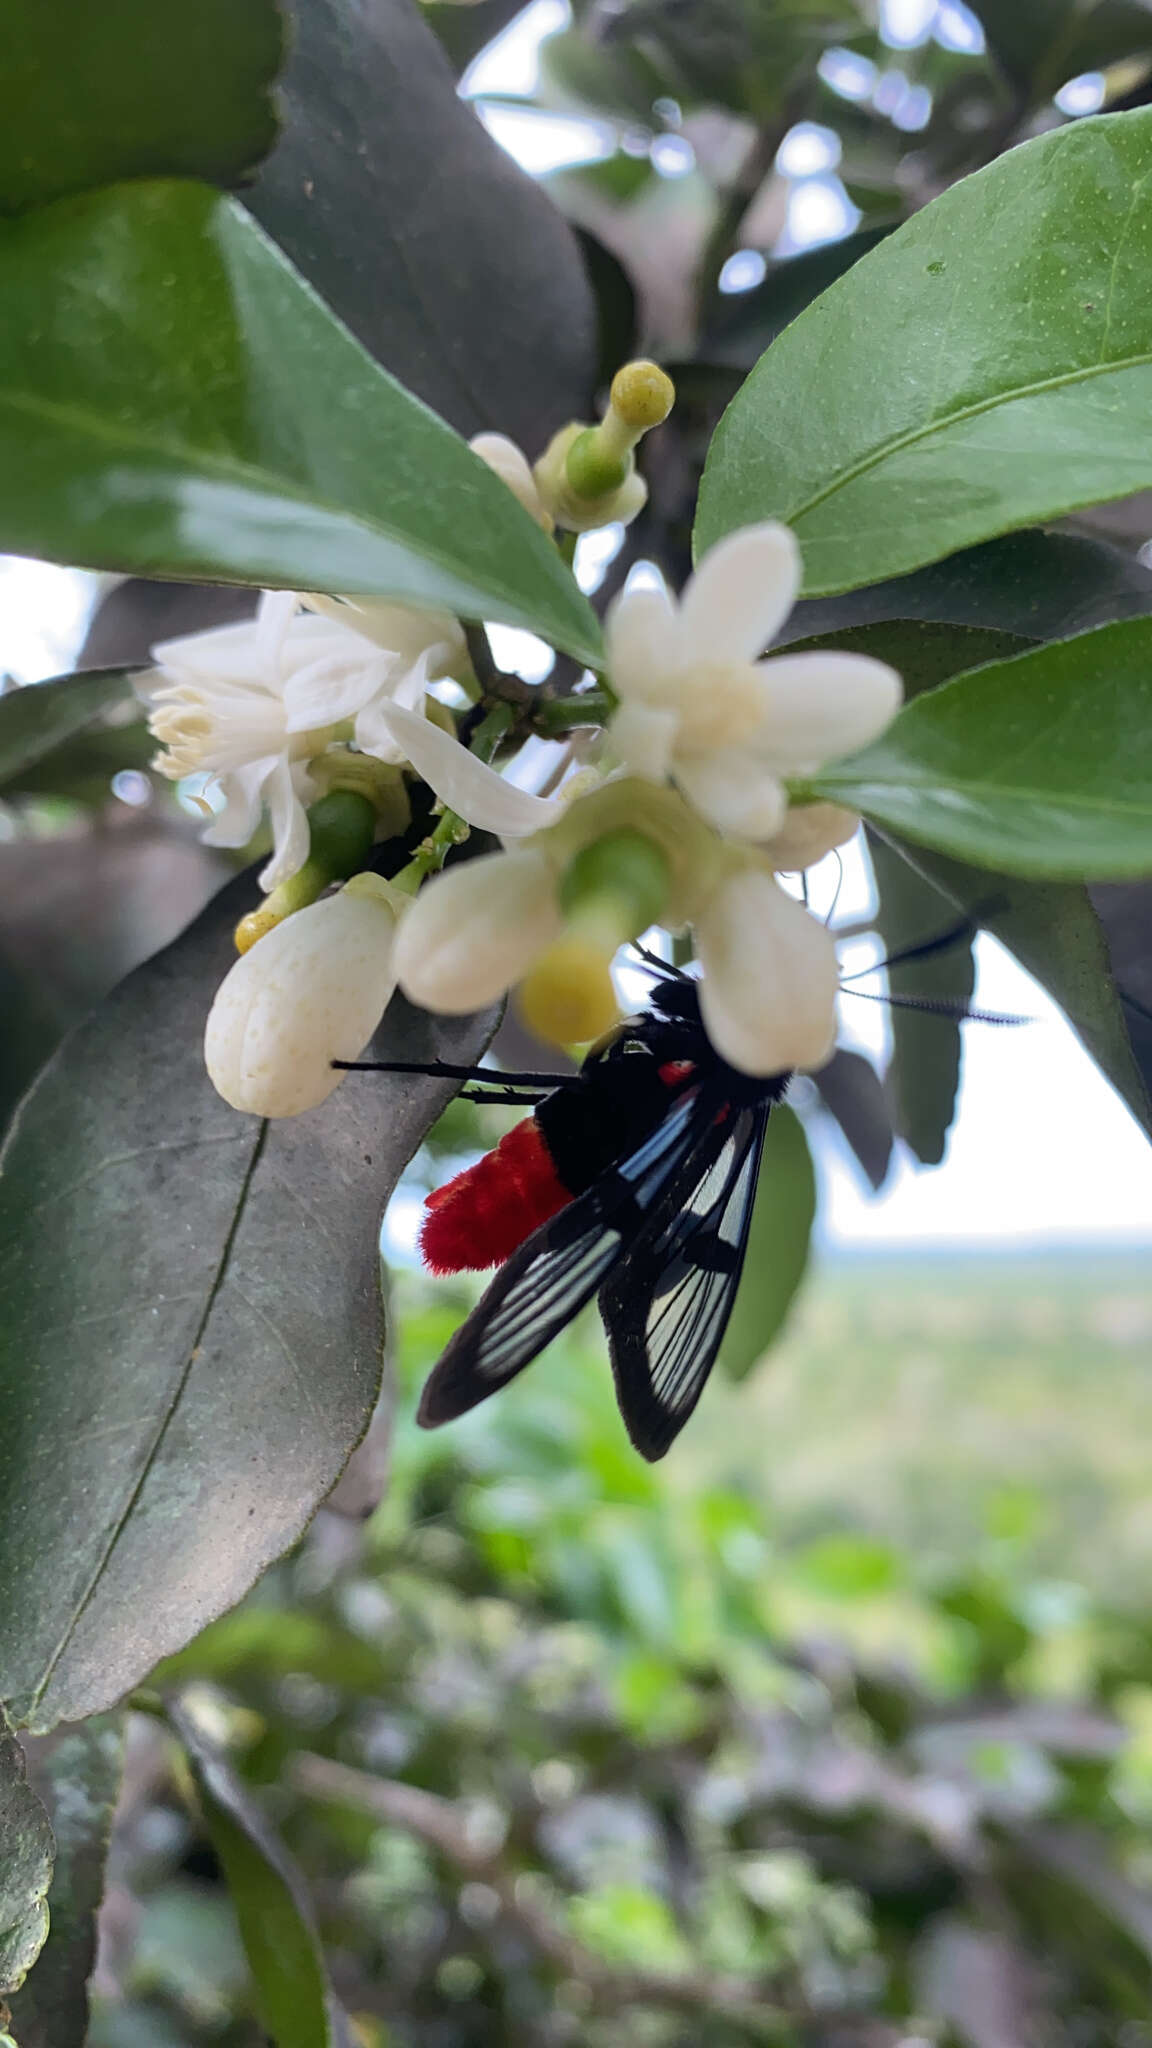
[206,878,400,1116]
[534,423,648,534]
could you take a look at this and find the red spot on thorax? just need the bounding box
[659,1059,695,1087]
[420,1115,574,1275]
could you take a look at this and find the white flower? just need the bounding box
[603,523,902,845]
[470,433,553,531]
[142,591,463,889]
[205,879,401,1116]
[394,849,563,1013]
[694,867,840,1075]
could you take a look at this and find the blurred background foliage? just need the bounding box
[7,0,1152,2042]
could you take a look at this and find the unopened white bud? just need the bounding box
[205,880,400,1117]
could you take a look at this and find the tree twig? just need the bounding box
[290,1752,876,2025]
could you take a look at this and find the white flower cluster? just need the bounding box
[140,438,901,1117]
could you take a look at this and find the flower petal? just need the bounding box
[258,754,312,891]
[680,523,801,667]
[470,432,553,530]
[754,651,903,772]
[282,648,396,731]
[394,850,562,1013]
[200,757,273,849]
[606,700,680,781]
[760,802,860,871]
[604,581,680,702]
[696,868,839,1075]
[674,750,787,841]
[255,589,300,675]
[205,888,399,1116]
[303,592,464,670]
[373,702,567,835]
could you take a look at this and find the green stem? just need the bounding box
[556,528,578,568]
[534,687,615,736]
[390,703,515,893]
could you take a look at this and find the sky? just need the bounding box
[3,0,1149,1251]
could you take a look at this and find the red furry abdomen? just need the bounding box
[420,1116,574,1274]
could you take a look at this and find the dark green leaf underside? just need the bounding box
[0,1712,54,1994]
[0,871,495,1732]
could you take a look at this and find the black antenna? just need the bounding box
[841,986,1027,1026]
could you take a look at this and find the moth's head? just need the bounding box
[646,971,701,1024]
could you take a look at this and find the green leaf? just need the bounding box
[717,1105,815,1383]
[781,528,1152,649]
[0,0,284,216]
[867,830,975,1165]
[170,1700,354,2048]
[6,1716,124,2048]
[0,670,137,789]
[0,871,496,1733]
[0,1711,53,1996]
[696,110,1152,594]
[249,0,598,448]
[0,181,602,667]
[880,834,1152,1139]
[809,619,1152,880]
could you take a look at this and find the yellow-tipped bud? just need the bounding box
[517,935,621,1046]
[234,907,281,955]
[609,359,675,432]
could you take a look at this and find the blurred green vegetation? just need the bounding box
[80,1249,1152,2048]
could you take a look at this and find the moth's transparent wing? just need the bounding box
[418,1087,712,1427]
[601,1104,770,1460]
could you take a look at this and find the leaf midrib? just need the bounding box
[782,342,1152,528]
[28,1121,269,1718]
[823,767,1152,817]
[0,385,595,653]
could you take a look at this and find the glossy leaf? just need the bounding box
[0,1712,53,1996]
[810,620,1152,880]
[0,0,284,216]
[171,1701,354,2048]
[0,871,495,1732]
[249,0,598,448]
[867,831,976,1166]
[0,182,602,666]
[780,529,1152,651]
[0,669,137,790]
[881,835,1152,1139]
[6,1716,125,2048]
[717,1106,815,1383]
[697,110,1152,594]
